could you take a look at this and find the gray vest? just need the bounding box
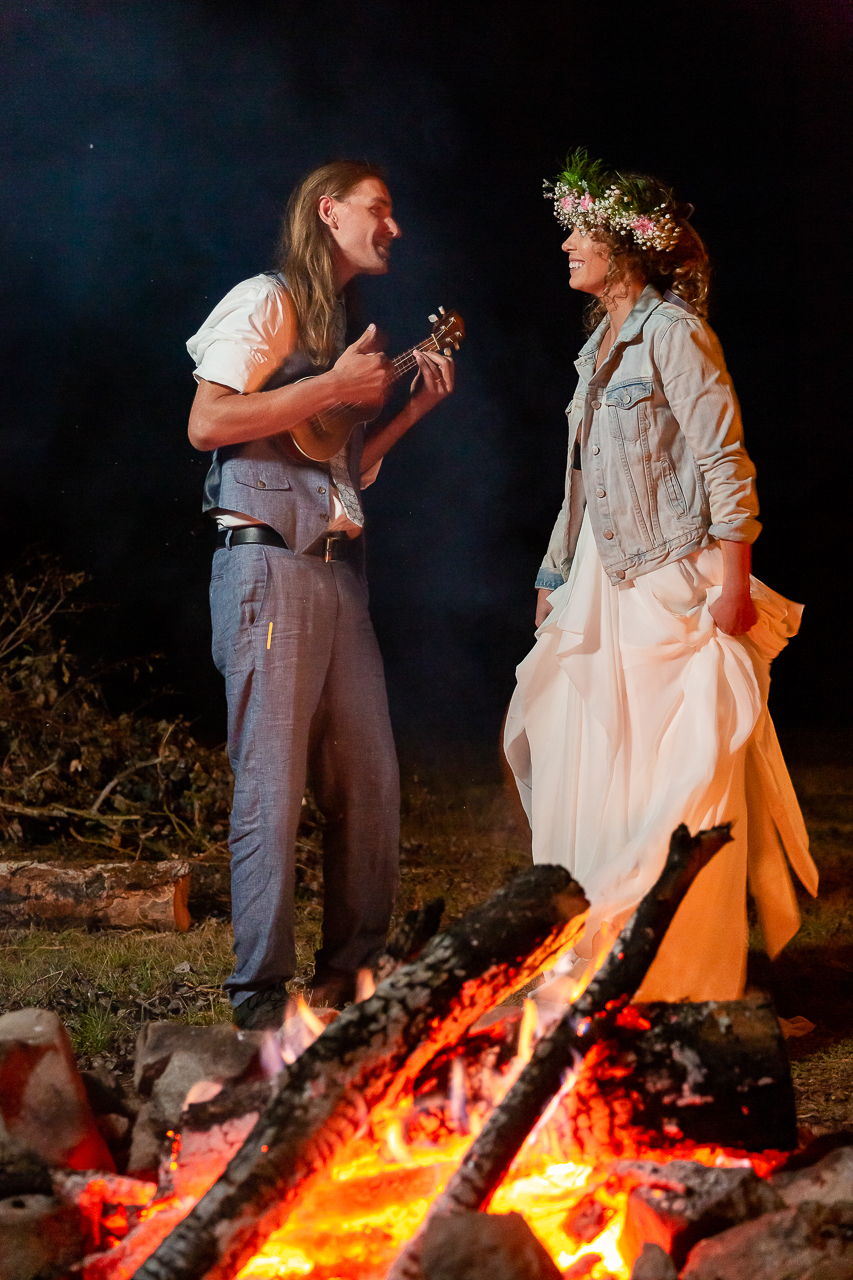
[202,280,364,559]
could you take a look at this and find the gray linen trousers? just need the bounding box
[210,542,400,1003]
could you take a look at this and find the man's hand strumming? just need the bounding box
[330,325,388,413]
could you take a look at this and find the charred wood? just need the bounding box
[562,993,797,1159]
[131,863,588,1280]
[374,898,446,982]
[388,823,731,1280]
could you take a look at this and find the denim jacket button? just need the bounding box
[257,480,266,488]
[612,570,626,580]
[603,529,614,540]
[596,487,606,498]
[592,445,600,455]
[591,399,601,410]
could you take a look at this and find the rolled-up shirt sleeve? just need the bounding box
[657,316,761,544]
[186,275,297,393]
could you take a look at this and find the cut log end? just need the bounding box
[173,874,191,932]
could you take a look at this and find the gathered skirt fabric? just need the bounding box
[504,513,817,1003]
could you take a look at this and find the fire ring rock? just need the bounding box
[420,1210,563,1280]
[0,1009,114,1173]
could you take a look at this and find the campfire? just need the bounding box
[5,824,851,1280]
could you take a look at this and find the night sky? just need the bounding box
[2,0,851,756]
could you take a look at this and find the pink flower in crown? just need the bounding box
[579,193,594,211]
[560,194,576,211]
[631,215,656,236]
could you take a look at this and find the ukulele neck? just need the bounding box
[388,335,442,384]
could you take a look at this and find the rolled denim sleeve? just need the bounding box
[535,492,570,589]
[657,317,761,543]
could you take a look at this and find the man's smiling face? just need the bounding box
[325,178,401,281]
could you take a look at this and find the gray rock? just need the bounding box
[420,1210,562,1280]
[630,1243,678,1279]
[772,1146,853,1208]
[0,1192,86,1280]
[127,1021,264,1179]
[681,1199,853,1279]
[616,1159,784,1270]
[154,1078,272,1199]
[0,1009,114,1172]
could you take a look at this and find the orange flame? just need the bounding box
[79,981,790,1280]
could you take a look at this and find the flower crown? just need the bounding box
[544,149,685,252]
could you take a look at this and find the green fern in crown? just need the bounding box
[544,148,683,251]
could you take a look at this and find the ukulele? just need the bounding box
[287,307,465,463]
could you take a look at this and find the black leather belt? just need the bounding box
[215,525,357,562]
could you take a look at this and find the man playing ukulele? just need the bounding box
[187,161,454,1028]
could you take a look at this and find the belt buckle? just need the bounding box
[323,536,338,563]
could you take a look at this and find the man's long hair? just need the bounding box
[273,159,386,367]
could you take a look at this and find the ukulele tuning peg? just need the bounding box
[454,342,459,350]
[428,313,438,324]
[443,346,451,356]
[438,305,445,314]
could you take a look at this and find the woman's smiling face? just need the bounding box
[562,228,610,296]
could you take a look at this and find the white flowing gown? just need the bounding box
[504,512,818,1003]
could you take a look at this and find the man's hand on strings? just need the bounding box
[409,348,454,417]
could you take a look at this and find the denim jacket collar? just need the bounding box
[574,284,666,382]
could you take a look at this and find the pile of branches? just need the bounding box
[0,555,321,874]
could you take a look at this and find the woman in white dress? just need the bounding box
[505,151,817,1004]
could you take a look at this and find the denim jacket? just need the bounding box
[536,286,760,590]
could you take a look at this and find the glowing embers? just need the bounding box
[234,1111,772,1280]
[230,996,783,1280]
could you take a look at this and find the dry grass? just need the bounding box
[0,920,235,1066]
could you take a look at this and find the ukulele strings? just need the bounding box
[320,335,443,423]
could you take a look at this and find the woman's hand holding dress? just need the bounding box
[708,539,759,635]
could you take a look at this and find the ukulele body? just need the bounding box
[286,387,374,463]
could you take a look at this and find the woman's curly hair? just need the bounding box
[583,174,710,330]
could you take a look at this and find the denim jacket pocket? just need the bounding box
[659,457,688,517]
[605,378,653,443]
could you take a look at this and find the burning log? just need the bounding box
[558,993,797,1161]
[130,863,589,1280]
[388,823,732,1280]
